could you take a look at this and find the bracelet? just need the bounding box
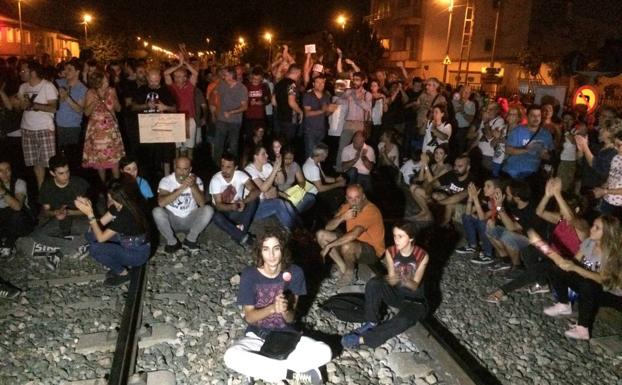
[88,216,97,222]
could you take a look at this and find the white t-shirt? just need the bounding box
[477,116,506,161]
[560,133,577,161]
[18,80,58,131]
[209,170,249,205]
[0,179,27,209]
[245,163,274,200]
[400,159,422,185]
[302,157,321,195]
[158,173,205,218]
[378,142,399,168]
[422,121,452,154]
[341,143,376,175]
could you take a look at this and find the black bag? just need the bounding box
[257,330,302,360]
[320,293,366,322]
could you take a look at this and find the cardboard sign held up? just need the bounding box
[305,44,316,54]
[138,113,186,143]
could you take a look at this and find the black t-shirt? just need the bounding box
[108,205,144,236]
[507,202,548,237]
[438,172,471,196]
[274,78,297,123]
[39,177,89,210]
[133,85,176,113]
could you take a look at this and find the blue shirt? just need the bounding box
[137,177,154,199]
[303,90,330,132]
[55,79,87,128]
[502,125,553,179]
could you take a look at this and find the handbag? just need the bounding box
[257,329,302,360]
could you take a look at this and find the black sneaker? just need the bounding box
[103,273,131,287]
[289,368,323,384]
[182,239,200,253]
[487,259,512,272]
[470,252,494,265]
[455,246,477,255]
[0,281,21,299]
[164,242,182,253]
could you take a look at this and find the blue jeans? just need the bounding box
[304,128,326,160]
[345,168,373,194]
[296,193,316,213]
[255,198,298,230]
[211,200,259,243]
[213,121,242,162]
[86,232,150,274]
[461,214,493,256]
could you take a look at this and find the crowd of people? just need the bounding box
[1,43,621,384]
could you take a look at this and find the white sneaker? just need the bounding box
[292,368,323,385]
[528,283,550,295]
[543,302,572,317]
[564,325,589,340]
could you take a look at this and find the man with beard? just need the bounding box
[409,155,472,227]
[132,69,177,177]
[336,72,371,172]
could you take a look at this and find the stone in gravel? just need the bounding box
[175,346,185,357]
[387,352,431,378]
[230,274,240,285]
[326,362,337,373]
[374,347,388,360]
[424,373,437,384]
[414,380,427,385]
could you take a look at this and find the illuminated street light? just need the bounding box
[143,41,149,47]
[263,31,274,66]
[336,14,347,31]
[82,13,93,44]
[238,37,245,46]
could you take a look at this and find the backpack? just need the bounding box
[320,292,366,322]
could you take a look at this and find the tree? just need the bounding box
[82,34,133,62]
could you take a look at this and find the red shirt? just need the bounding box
[245,83,267,120]
[169,83,196,118]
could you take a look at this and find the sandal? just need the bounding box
[483,290,507,304]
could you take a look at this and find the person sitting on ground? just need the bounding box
[316,184,385,285]
[0,276,21,300]
[303,143,346,221]
[32,154,90,270]
[421,103,452,155]
[593,130,622,218]
[245,145,299,231]
[119,155,154,201]
[277,146,316,213]
[74,180,151,287]
[415,144,451,192]
[399,150,423,187]
[224,226,331,384]
[340,131,375,194]
[484,178,589,303]
[409,155,471,227]
[529,215,622,340]
[152,156,214,254]
[0,159,35,257]
[377,129,400,169]
[455,179,501,264]
[241,125,267,168]
[341,221,428,349]
[209,152,260,247]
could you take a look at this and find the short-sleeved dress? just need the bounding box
[83,88,125,170]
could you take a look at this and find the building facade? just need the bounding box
[0,15,80,61]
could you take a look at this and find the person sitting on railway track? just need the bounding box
[341,221,429,349]
[209,152,261,248]
[224,225,331,384]
[529,215,622,340]
[0,159,35,258]
[119,155,154,202]
[74,180,151,287]
[316,184,385,285]
[152,156,214,255]
[32,154,90,270]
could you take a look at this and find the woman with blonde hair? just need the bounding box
[529,214,622,340]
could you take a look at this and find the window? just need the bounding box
[24,31,31,45]
[7,28,14,43]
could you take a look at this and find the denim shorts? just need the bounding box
[486,226,530,251]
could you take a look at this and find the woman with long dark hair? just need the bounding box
[74,180,150,287]
[421,103,452,155]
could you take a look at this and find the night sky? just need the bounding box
[1,0,370,51]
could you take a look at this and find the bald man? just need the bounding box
[152,156,213,254]
[316,184,385,285]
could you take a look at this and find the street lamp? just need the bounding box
[263,31,273,65]
[82,13,93,44]
[17,0,24,57]
[442,0,455,84]
[336,14,347,31]
[238,37,245,47]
